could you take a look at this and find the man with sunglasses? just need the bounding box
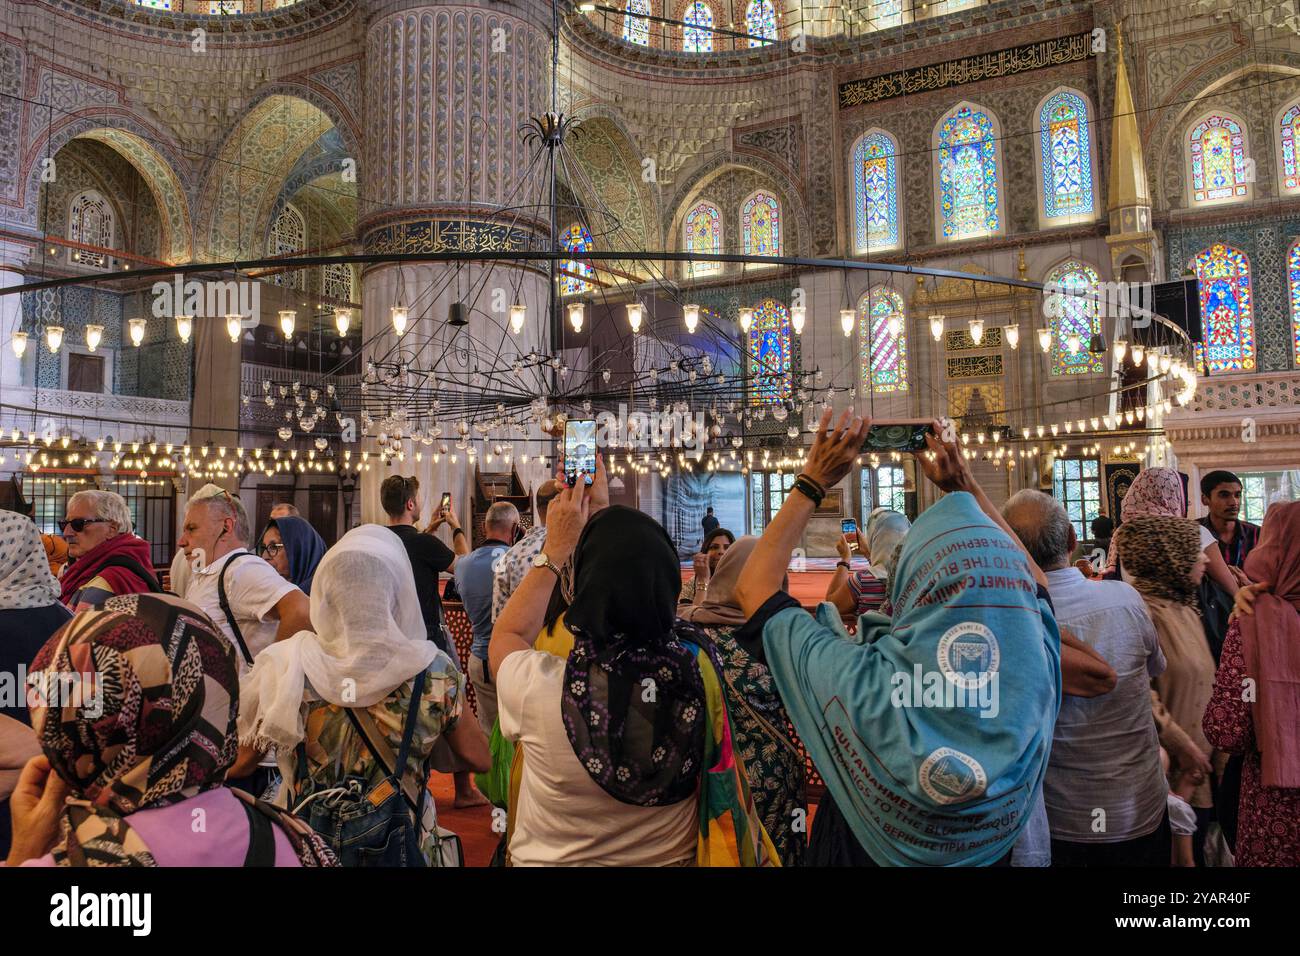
[58,490,159,613]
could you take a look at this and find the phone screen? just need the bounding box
[564,419,597,486]
[439,492,451,513]
[862,422,932,453]
[841,518,858,550]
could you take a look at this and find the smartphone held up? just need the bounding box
[861,420,935,454]
[564,419,597,486]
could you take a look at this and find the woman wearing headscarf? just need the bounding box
[1204,501,1300,866]
[491,462,775,866]
[0,511,72,857]
[1106,466,1240,596]
[1113,516,1217,858]
[5,592,336,867]
[826,509,911,619]
[238,524,489,866]
[679,536,806,866]
[735,411,1062,867]
[259,515,327,595]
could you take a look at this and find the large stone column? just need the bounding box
[357,1,557,527]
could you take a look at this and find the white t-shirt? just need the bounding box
[497,650,698,867]
[186,549,298,674]
[1198,524,1216,553]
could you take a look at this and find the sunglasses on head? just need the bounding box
[61,517,111,533]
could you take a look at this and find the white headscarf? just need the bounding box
[867,510,911,572]
[0,511,61,610]
[237,523,444,760]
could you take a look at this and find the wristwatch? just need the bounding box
[531,551,563,578]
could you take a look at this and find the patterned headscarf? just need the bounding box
[1104,466,1188,572]
[0,510,61,610]
[1114,516,1203,607]
[28,592,334,866]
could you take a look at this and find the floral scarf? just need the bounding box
[1106,467,1187,572]
[28,592,335,866]
[0,510,61,610]
[1113,516,1202,607]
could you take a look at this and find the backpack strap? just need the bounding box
[96,555,163,593]
[345,669,429,820]
[240,797,277,867]
[217,552,258,665]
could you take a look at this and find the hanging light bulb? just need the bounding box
[127,318,146,347]
[1004,325,1019,350]
[1065,332,1081,355]
[626,302,643,334]
[1037,327,1052,353]
[509,303,526,335]
[84,324,103,352]
[46,325,64,353]
[391,305,409,336]
[839,309,854,337]
[175,315,192,344]
[886,313,902,338]
[225,314,242,343]
[279,310,296,338]
[738,308,754,333]
[684,304,700,334]
[567,302,584,333]
[968,317,984,345]
[790,305,805,335]
[929,314,945,341]
[11,331,26,358]
[1131,344,1145,366]
[335,308,352,336]
[1114,338,1127,362]
[1159,353,1172,374]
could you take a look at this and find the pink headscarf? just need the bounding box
[1105,467,1187,572]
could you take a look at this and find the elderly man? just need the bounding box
[455,501,520,733]
[1003,489,1173,867]
[59,490,158,611]
[491,478,563,622]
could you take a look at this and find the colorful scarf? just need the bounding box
[762,491,1062,866]
[58,532,156,607]
[0,511,61,610]
[1114,516,1202,607]
[1106,466,1187,572]
[1238,501,1300,787]
[263,515,326,595]
[28,592,335,866]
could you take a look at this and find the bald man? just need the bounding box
[490,479,562,623]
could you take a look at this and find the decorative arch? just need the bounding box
[1185,110,1253,207]
[850,128,901,253]
[1276,99,1300,196]
[1190,243,1255,372]
[858,287,908,393]
[1044,258,1103,376]
[1034,88,1097,226]
[682,199,722,277]
[932,101,1005,242]
[564,109,658,254]
[748,298,792,405]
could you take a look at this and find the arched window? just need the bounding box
[852,129,901,252]
[1038,90,1095,222]
[1289,238,1300,365]
[745,0,777,47]
[560,223,594,295]
[748,298,792,406]
[682,1,714,52]
[741,190,781,264]
[858,288,908,393]
[1277,101,1300,195]
[1188,113,1251,205]
[68,191,114,270]
[623,0,651,46]
[683,200,722,277]
[1044,260,1102,376]
[936,103,1002,240]
[323,263,353,302]
[269,203,306,290]
[1191,243,1255,372]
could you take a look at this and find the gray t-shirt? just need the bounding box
[1042,568,1169,843]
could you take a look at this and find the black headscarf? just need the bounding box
[560,506,707,807]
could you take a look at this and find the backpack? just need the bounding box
[97,554,163,594]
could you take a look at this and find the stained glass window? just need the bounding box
[683,2,714,52]
[1280,102,1300,194]
[1290,239,1300,365]
[135,0,172,9]
[1189,115,1249,204]
[623,0,651,46]
[858,288,908,393]
[68,191,113,269]
[741,191,781,263]
[1040,91,1094,220]
[269,203,305,290]
[1191,243,1255,373]
[853,130,900,252]
[684,200,722,277]
[746,0,777,47]
[560,223,594,295]
[748,298,792,406]
[868,0,903,29]
[938,104,1000,239]
[1045,260,1102,375]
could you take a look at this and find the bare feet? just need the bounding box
[454,789,491,809]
